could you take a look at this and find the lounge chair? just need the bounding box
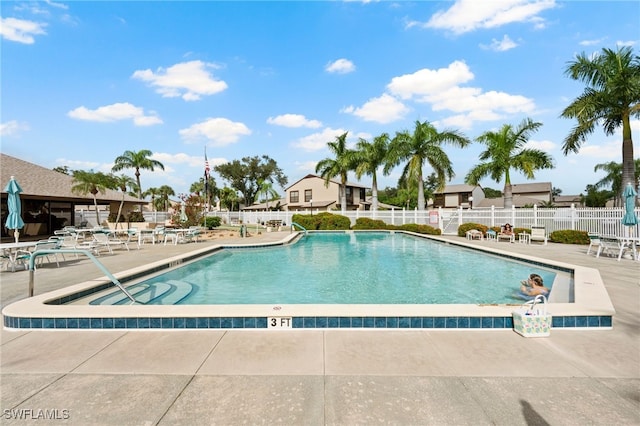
[15,240,60,269]
[529,226,548,245]
[497,225,515,243]
[92,232,129,254]
[596,236,635,261]
[586,233,600,256]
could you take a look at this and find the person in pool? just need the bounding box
[515,274,550,300]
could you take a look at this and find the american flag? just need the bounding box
[204,149,210,179]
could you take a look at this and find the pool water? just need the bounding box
[121,232,557,305]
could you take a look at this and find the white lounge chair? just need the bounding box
[586,233,600,256]
[92,232,129,254]
[596,236,635,261]
[530,226,548,245]
[15,240,60,269]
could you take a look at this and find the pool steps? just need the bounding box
[89,280,194,306]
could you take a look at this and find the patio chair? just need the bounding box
[529,226,548,245]
[125,228,141,249]
[596,236,635,261]
[497,224,515,243]
[183,226,202,243]
[586,233,600,256]
[15,240,60,269]
[91,232,129,254]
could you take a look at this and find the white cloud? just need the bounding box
[0,17,47,44]
[295,160,319,172]
[67,102,163,126]
[267,114,322,128]
[480,34,518,51]
[423,0,556,34]
[132,60,228,101]
[616,40,637,47]
[0,120,29,137]
[579,38,606,46]
[291,128,349,152]
[179,118,251,146]
[150,152,227,169]
[386,61,534,126]
[387,61,474,100]
[325,58,356,74]
[342,94,409,124]
[55,158,102,171]
[526,139,557,152]
[573,140,622,160]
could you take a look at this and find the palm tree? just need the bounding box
[143,187,160,211]
[256,179,279,211]
[561,46,640,198]
[464,118,554,208]
[111,174,136,228]
[594,159,640,207]
[386,120,470,211]
[111,150,165,203]
[219,187,240,211]
[156,185,175,212]
[71,170,114,225]
[354,133,391,212]
[315,132,357,213]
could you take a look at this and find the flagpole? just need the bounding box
[203,146,209,227]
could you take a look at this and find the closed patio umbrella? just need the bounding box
[179,201,188,224]
[4,176,25,243]
[621,183,638,230]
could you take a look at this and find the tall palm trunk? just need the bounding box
[417,168,425,211]
[371,173,378,212]
[622,117,637,204]
[504,183,514,209]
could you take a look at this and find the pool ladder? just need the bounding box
[27,249,139,304]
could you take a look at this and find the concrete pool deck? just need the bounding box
[1,232,638,425]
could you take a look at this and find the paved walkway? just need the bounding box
[1,232,638,425]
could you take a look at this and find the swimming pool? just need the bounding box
[89,232,559,305]
[3,231,616,330]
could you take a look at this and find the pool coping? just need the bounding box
[2,231,616,330]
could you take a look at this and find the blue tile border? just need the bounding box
[3,315,613,330]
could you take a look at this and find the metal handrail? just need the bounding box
[290,222,307,234]
[27,249,138,303]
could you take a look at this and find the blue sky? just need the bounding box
[1,0,639,200]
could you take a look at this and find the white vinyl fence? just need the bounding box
[207,205,640,237]
[75,205,638,237]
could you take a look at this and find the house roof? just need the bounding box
[242,198,287,210]
[1,153,144,203]
[474,195,547,208]
[285,174,369,190]
[438,184,478,194]
[510,182,552,194]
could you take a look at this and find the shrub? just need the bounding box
[353,218,388,230]
[204,216,221,229]
[291,212,351,230]
[549,229,590,244]
[127,211,145,222]
[457,223,488,237]
[108,212,126,222]
[395,223,441,235]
